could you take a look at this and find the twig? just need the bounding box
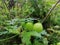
[47,28,60,35]
[42,0,60,23]
[0,35,18,42]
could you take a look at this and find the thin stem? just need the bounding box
[0,35,18,42]
[42,0,60,23]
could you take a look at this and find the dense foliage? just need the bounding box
[0,0,60,45]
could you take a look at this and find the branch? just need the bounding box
[42,0,60,23]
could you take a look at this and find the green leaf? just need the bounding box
[21,31,42,45]
[0,31,8,35]
[22,31,32,45]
